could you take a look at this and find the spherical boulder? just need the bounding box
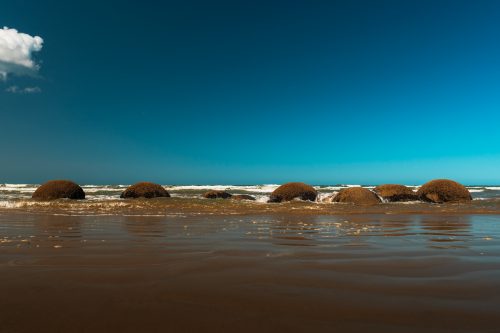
[203,190,232,199]
[120,182,170,199]
[373,184,417,202]
[417,179,471,203]
[333,187,381,205]
[268,182,317,203]
[231,194,256,201]
[32,180,85,200]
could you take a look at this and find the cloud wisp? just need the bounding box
[0,27,44,80]
[5,85,41,94]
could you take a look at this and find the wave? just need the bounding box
[165,184,280,193]
[1,184,499,204]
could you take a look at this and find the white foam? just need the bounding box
[255,195,270,203]
[317,192,337,203]
[316,186,344,191]
[80,188,123,193]
[0,184,38,192]
[0,200,51,208]
[81,184,128,188]
[166,184,280,193]
[85,195,121,201]
[317,185,373,191]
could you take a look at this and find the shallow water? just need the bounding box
[1,212,499,332]
[1,196,500,217]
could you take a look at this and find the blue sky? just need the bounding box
[1,0,499,185]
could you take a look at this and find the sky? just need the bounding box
[1,0,499,185]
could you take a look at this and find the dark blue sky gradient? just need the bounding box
[1,0,500,184]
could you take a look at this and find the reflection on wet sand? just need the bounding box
[266,215,320,247]
[0,213,500,332]
[420,215,471,249]
[123,216,167,239]
[34,214,83,247]
[374,215,416,236]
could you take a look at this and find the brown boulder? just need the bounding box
[203,190,232,199]
[231,194,256,201]
[333,187,381,205]
[120,182,170,199]
[268,182,317,203]
[373,184,417,202]
[417,179,471,203]
[32,180,85,200]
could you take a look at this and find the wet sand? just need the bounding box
[1,211,500,332]
[2,197,500,216]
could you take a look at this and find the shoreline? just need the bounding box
[1,197,500,216]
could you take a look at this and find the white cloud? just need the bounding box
[5,85,41,94]
[0,27,43,80]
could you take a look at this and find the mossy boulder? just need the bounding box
[333,187,381,205]
[268,182,317,203]
[373,184,417,202]
[203,190,232,199]
[120,182,170,199]
[32,180,85,200]
[417,179,471,203]
[231,194,256,201]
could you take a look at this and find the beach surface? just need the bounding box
[1,208,500,332]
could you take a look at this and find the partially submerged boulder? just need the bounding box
[373,184,417,202]
[203,190,232,199]
[120,182,170,199]
[268,182,317,203]
[32,180,85,200]
[231,194,256,201]
[333,187,381,205]
[417,179,471,203]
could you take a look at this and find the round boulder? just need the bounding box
[373,184,417,202]
[268,182,317,203]
[32,180,85,200]
[231,194,256,201]
[203,190,232,199]
[120,182,170,199]
[417,179,471,203]
[333,187,381,205]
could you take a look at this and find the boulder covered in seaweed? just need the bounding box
[373,184,417,202]
[268,182,317,203]
[417,179,471,203]
[231,194,256,201]
[120,182,170,199]
[32,180,85,200]
[333,187,381,205]
[203,190,232,199]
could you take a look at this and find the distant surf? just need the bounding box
[1,183,499,216]
[1,183,500,202]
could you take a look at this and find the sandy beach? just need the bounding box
[1,209,500,332]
